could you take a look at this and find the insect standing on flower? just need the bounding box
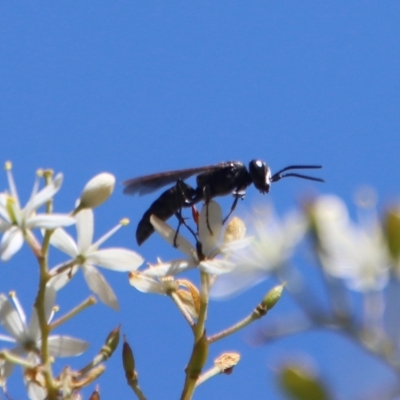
[123,160,324,245]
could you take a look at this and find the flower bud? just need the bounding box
[262,284,284,311]
[89,387,100,400]
[101,325,120,359]
[384,206,400,263]
[122,336,136,381]
[279,363,329,400]
[78,173,116,209]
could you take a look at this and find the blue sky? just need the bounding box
[1,2,400,399]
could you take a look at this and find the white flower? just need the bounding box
[49,209,144,310]
[129,271,179,295]
[0,288,88,398]
[77,172,116,210]
[0,163,75,261]
[310,195,390,291]
[140,201,249,281]
[129,271,200,319]
[211,205,306,299]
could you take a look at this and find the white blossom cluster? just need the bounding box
[0,162,398,400]
[0,163,144,399]
[130,193,396,301]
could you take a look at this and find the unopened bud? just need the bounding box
[262,284,284,311]
[279,363,328,400]
[101,325,120,359]
[384,206,400,263]
[89,387,100,400]
[122,336,136,381]
[78,173,116,210]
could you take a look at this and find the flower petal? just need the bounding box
[0,195,11,224]
[48,265,79,291]
[0,219,11,232]
[25,354,45,400]
[27,311,40,343]
[199,258,234,275]
[48,335,89,357]
[210,269,268,299]
[82,265,119,310]
[87,249,144,271]
[142,259,195,277]
[0,294,25,341]
[76,209,94,253]
[129,272,168,294]
[49,228,78,257]
[28,286,56,340]
[0,333,16,343]
[1,227,24,261]
[26,214,76,230]
[27,380,46,400]
[9,294,27,328]
[44,285,56,321]
[0,358,15,380]
[26,173,63,212]
[150,215,197,259]
[198,200,223,256]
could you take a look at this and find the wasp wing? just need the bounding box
[123,165,217,196]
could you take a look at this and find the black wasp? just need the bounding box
[123,160,324,246]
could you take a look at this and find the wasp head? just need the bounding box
[249,160,272,194]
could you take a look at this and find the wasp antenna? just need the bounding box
[271,165,323,182]
[273,165,322,175]
[272,172,325,183]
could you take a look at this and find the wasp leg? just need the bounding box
[222,191,245,224]
[196,240,205,261]
[172,212,183,248]
[173,210,198,247]
[202,186,214,235]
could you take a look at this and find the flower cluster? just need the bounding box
[129,201,252,296]
[0,163,144,399]
[0,288,88,399]
[129,200,307,300]
[2,161,400,400]
[0,163,75,261]
[307,194,391,291]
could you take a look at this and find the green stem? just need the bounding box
[208,303,267,344]
[33,172,58,399]
[195,272,209,342]
[34,232,58,398]
[180,272,210,400]
[50,296,97,331]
